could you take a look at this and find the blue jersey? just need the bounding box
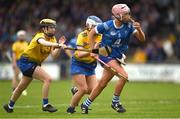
[95,20,136,59]
[68,37,77,49]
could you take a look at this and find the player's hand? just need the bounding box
[133,22,141,30]
[94,42,101,49]
[90,53,98,58]
[58,35,67,49]
[58,35,66,44]
[129,17,142,30]
[58,43,67,49]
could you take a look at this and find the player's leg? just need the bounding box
[32,66,57,112]
[86,74,97,94]
[3,75,32,113]
[107,59,128,113]
[67,74,88,114]
[12,67,27,96]
[107,59,128,79]
[12,67,20,91]
[88,69,113,100]
[81,69,114,114]
[111,78,127,113]
[70,68,97,96]
[80,74,97,111]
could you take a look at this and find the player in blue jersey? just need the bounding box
[81,4,145,114]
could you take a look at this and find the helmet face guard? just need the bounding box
[86,15,102,29]
[112,4,130,21]
[40,19,56,37]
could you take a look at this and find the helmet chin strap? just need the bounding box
[19,39,24,42]
[45,33,54,37]
[113,13,123,22]
[86,24,93,31]
[44,27,54,37]
[113,14,130,23]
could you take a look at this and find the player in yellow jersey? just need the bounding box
[67,16,102,114]
[3,18,66,113]
[12,30,28,96]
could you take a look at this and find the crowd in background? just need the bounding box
[0,0,180,64]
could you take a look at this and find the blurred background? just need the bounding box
[1,1,180,118]
[0,0,180,81]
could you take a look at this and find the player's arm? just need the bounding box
[64,40,75,58]
[37,38,61,59]
[12,52,17,69]
[89,22,106,48]
[89,28,98,49]
[51,36,67,59]
[12,45,17,69]
[76,46,90,58]
[37,38,59,47]
[132,21,145,42]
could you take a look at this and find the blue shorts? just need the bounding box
[99,56,123,68]
[17,56,40,78]
[99,55,114,63]
[16,60,20,66]
[71,57,97,76]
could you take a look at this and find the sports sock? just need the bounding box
[112,94,120,105]
[43,98,49,107]
[83,98,92,107]
[9,100,15,109]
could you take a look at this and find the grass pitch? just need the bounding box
[0,80,180,118]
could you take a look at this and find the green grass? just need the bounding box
[0,80,180,118]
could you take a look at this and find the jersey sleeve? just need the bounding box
[34,33,45,44]
[95,22,109,34]
[12,43,16,52]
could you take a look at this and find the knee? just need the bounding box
[78,87,88,94]
[86,89,91,94]
[44,77,52,84]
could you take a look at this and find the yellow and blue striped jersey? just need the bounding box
[74,30,102,63]
[22,32,56,64]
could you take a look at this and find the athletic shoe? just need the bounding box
[111,103,126,113]
[3,104,13,113]
[71,87,78,95]
[67,106,76,114]
[81,103,88,114]
[42,104,57,112]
